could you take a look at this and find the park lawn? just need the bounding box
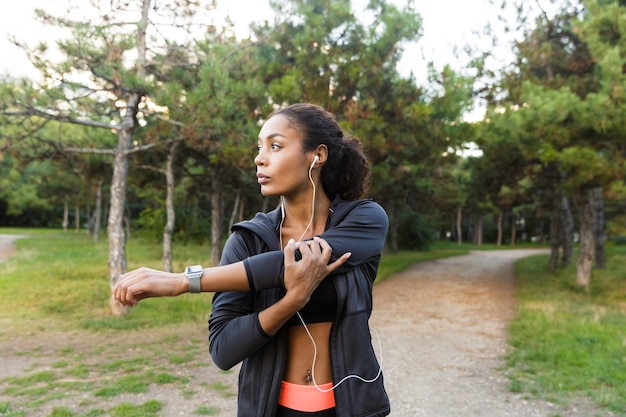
[0,228,217,333]
[507,244,626,415]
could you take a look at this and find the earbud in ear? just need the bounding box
[310,155,319,170]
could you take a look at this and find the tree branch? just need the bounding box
[4,108,117,130]
[135,164,166,174]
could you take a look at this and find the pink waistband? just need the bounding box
[278,380,336,412]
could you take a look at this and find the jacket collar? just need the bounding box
[231,195,368,249]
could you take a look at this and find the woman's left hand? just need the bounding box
[283,236,351,309]
[113,267,187,307]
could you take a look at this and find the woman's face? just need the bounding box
[254,114,313,198]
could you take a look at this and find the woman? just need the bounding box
[114,103,390,417]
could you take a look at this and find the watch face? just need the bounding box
[186,265,202,274]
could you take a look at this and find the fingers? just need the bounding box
[114,267,149,306]
[313,236,332,261]
[298,237,351,275]
[327,251,351,274]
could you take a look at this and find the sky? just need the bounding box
[0,0,516,120]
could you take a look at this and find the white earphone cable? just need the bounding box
[297,311,383,392]
[279,158,316,248]
[280,156,383,392]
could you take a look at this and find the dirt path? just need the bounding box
[371,249,595,417]
[0,234,26,262]
[0,238,602,416]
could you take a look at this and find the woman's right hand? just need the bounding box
[113,267,187,307]
[282,237,351,309]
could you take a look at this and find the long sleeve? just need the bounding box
[208,231,274,370]
[245,199,389,290]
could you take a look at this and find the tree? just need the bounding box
[163,34,267,266]
[1,0,221,315]
[481,0,625,289]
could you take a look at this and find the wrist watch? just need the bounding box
[184,265,203,293]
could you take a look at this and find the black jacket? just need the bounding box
[208,197,390,417]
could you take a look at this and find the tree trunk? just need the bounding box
[496,211,503,246]
[108,0,149,316]
[474,214,483,246]
[210,169,223,266]
[107,127,131,316]
[238,199,244,224]
[93,179,102,242]
[535,205,545,244]
[549,193,560,271]
[63,202,69,232]
[229,191,241,232]
[574,190,594,291]
[592,187,605,269]
[162,142,178,273]
[560,196,574,267]
[75,205,80,233]
[456,207,462,245]
[124,205,132,240]
[86,206,91,236]
[510,212,517,246]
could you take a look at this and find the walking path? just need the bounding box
[0,234,26,262]
[371,249,596,416]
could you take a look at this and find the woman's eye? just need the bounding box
[271,143,281,150]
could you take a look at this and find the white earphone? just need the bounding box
[310,155,319,170]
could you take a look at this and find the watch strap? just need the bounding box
[185,265,203,294]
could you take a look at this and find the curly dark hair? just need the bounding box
[271,103,370,201]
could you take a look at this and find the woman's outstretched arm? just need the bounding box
[112,237,349,307]
[112,261,249,307]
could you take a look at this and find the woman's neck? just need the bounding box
[280,191,331,243]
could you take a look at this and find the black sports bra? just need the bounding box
[285,276,337,326]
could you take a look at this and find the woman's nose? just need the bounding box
[254,151,264,166]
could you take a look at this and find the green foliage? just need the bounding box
[394,210,436,251]
[0,156,53,217]
[508,246,626,414]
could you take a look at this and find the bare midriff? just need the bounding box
[283,322,333,385]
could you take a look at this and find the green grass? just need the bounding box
[507,244,626,415]
[0,228,216,334]
[193,405,220,415]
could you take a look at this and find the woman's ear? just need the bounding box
[314,145,329,165]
